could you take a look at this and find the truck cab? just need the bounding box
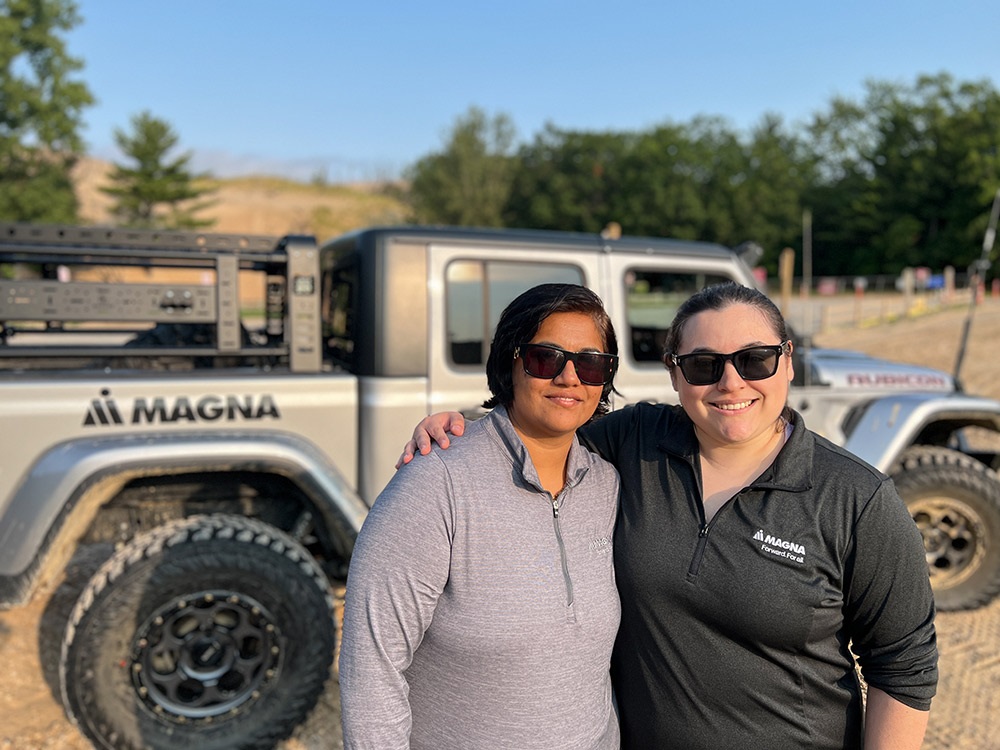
[2,221,999,750]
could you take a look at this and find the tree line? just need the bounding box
[408,80,1000,279]
[2,1,999,279]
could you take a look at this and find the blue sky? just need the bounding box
[69,1,1000,182]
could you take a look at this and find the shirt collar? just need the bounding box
[487,405,594,493]
[657,406,813,494]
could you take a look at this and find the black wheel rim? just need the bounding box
[130,590,282,721]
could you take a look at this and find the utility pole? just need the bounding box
[954,188,1000,382]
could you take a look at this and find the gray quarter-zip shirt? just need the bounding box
[340,406,621,749]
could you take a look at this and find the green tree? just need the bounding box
[505,124,633,232]
[101,111,215,229]
[0,0,93,222]
[504,115,809,261]
[735,115,814,270]
[806,74,1000,277]
[405,73,1000,280]
[612,124,702,239]
[406,106,517,226]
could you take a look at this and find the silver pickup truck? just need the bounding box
[2,222,999,750]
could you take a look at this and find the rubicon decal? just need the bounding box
[83,392,281,426]
[845,372,949,388]
[753,528,806,564]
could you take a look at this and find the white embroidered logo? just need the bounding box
[753,528,806,564]
[590,536,612,553]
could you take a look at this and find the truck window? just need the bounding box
[626,270,732,362]
[323,259,356,370]
[446,261,584,366]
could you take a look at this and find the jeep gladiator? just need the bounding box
[2,222,999,749]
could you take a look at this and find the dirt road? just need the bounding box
[2,298,1000,749]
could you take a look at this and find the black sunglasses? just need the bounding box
[668,341,791,386]
[515,343,618,386]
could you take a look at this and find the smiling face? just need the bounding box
[669,303,794,451]
[508,311,607,442]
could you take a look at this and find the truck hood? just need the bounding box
[802,347,956,392]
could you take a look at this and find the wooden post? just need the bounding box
[779,247,795,320]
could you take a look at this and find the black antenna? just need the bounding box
[954,188,1000,384]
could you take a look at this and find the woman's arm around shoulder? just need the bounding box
[396,411,466,468]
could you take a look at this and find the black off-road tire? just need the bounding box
[891,446,1000,611]
[59,514,336,750]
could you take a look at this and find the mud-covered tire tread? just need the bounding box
[890,446,1000,611]
[59,514,335,750]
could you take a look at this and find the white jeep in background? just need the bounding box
[1,222,998,749]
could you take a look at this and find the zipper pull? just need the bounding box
[552,499,560,518]
[699,523,709,538]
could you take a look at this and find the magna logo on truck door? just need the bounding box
[83,391,280,426]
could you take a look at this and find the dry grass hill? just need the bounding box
[71,157,411,241]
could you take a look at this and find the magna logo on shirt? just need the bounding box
[753,529,806,564]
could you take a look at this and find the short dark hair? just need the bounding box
[484,283,618,418]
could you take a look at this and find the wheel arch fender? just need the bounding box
[0,431,367,606]
[841,394,1000,472]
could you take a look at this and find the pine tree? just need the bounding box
[101,111,216,229]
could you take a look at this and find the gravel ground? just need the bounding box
[2,295,999,749]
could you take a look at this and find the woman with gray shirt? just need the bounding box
[339,284,622,749]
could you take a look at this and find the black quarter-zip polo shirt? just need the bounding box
[581,404,937,750]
